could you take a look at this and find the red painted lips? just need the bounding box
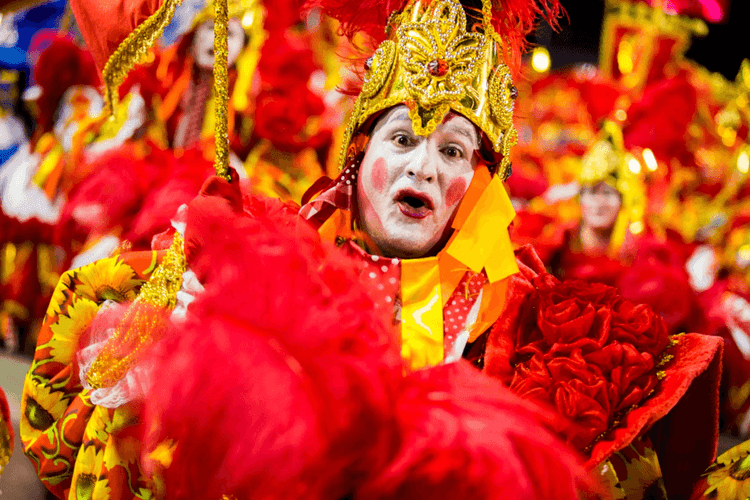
[395,188,434,219]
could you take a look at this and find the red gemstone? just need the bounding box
[427,59,449,77]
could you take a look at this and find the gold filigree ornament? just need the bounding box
[339,0,519,178]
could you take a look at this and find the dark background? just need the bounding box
[536,0,749,80]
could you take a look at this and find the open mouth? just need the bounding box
[395,189,434,219]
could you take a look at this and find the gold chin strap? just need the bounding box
[213,0,231,180]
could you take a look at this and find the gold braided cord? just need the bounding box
[102,0,184,115]
[86,233,186,390]
[213,0,231,180]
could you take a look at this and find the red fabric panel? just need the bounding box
[68,0,162,74]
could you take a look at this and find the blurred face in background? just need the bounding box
[192,18,245,70]
[356,105,480,258]
[580,181,622,231]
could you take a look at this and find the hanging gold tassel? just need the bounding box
[213,0,231,180]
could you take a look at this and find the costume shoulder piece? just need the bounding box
[483,245,723,498]
[19,244,182,498]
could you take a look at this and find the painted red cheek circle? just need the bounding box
[445,177,468,207]
[371,157,388,193]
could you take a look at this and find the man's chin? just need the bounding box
[379,231,442,259]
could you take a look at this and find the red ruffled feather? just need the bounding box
[143,190,593,499]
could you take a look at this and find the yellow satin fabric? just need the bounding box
[446,171,519,283]
[400,257,444,370]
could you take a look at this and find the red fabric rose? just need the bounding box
[507,275,669,453]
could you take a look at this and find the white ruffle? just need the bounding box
[686,244,718,293]
[78,301,155,409]
[77,223,204,408]
[69,235,121,270]
[172,270,204,322]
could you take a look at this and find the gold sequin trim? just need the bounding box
[102,0,184,114]
[213,0,231,180]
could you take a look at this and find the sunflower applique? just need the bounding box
[70,444,106,500]
[698,440,750,500]
[74,257,142,304]
[84,406,112,445]
[20,381,69,442]
[46,297,100,366]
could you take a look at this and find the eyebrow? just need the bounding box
[443,124,479,147]
[382,109,411,127]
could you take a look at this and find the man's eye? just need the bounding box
[444,146,463,158]
[393,134,412,146]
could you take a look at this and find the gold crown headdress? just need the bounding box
[331,0,562,179]
[579,121,647,251]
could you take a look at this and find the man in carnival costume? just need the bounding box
[22,0,723,499]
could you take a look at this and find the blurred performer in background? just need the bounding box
[0,35,102,354]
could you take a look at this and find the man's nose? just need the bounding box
[406,142,437,182]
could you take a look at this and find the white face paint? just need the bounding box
[192,18,245,70]
[580,181,622,231]
[356,105,480,259]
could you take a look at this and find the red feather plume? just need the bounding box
[143,197,595,499]
[305,0,563,74]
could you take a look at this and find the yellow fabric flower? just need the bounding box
[46,297,99,366]
[20,379,69,443]
[75,257,142,304]
[70,444,105,500]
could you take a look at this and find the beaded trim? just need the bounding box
[213,0,231,179]
[86,233,186,390]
